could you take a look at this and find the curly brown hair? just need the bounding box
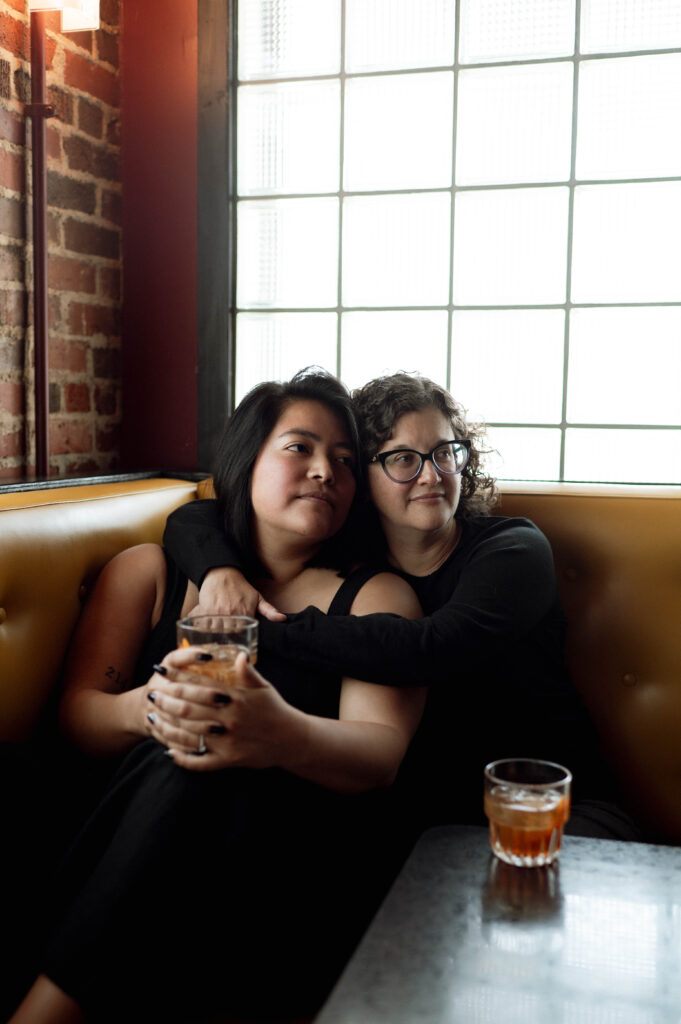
[352,372,498,519]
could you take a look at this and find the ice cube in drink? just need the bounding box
[484,783,570,867]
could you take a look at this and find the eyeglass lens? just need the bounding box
[384,443,468,482]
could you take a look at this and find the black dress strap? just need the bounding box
[328,566,383,617]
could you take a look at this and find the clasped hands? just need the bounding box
[142,646,303,772]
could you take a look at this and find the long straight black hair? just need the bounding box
[212,368,364,577]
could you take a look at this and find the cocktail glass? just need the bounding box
[176,614,258,688]
[484,758,572,868]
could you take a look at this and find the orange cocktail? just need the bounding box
[176,615,258,690]
[484,759,572,867]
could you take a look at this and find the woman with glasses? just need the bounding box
[165,372,637,842]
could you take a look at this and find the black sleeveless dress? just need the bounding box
[42,560,398,1023]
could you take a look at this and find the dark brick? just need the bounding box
[78,97,103,139]
[48,211,61,245]
[101,188,122,226]
[64,134,120,182]
[97,29,118,68]
[48,86,74,126]
[13,68,30,105]
[94,383,117,415]
[99,0,120,28]
[47,125,62,161]
[93,345,120,378]
[47,170,97,215]
[49,381,61,413]
[64,217,119,260]
[0,59,10,100]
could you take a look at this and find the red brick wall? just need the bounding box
[0,0,121,479]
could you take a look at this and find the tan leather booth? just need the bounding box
[0,477,197,742]
[499,481,681,844]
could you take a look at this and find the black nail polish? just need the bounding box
[213,692,232,705]
[197,652,213,662]
[209,724,227,735]
[147,692,156,703]
[147,712,157,724]
[153,664,167,676]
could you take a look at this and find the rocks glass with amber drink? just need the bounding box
[484,758,571,868]
[176,615,258,689]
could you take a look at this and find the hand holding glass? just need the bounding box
[484,758,571,867]
[176,615,258,689]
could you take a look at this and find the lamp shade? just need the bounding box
[28,0,99,31]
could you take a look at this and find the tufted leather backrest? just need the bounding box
[497,482,681,843]
[0,478,197,742]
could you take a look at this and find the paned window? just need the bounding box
[234,0,681,484]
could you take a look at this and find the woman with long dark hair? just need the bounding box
[10,370,424,1024]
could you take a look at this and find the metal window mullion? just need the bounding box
[336,0,347,379]
[446,2,462,392]
[559,0,582,483]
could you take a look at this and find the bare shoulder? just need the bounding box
[99,543,166,588]
[350,570,422,619]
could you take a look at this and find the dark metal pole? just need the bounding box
[28,12,53,478]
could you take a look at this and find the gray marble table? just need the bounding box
[316,825,681,1024]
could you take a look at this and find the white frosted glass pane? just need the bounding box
[238,0,340,80]
[238,81,340,196]
[581,0,681,55]
[344,73,453,191]
[571,183,681,303]
[345,0,455,72]
[568,307,681,426]
[577,55,681,180]
[459,0,575,63]
[453,188,569,305]
[342,193,451,306]
[237,198,338,308]
[456,63,573,186]
[485,426,562,481]
[235,313,337,403]
[564,428,681,484]
[451,310,565,423]
[340,311,448,392]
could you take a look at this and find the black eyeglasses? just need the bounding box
[369,440,471,483]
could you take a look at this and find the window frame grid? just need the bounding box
[232,0,681,483]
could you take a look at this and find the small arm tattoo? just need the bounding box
[104,665,129,692]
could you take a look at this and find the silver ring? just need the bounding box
[197,734,207,755]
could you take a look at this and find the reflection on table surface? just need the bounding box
[316,825,681,1024]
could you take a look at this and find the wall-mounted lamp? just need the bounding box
[26,0,100,477]
[28,0,100,32]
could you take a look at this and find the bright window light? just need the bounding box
[234,0,681,485]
